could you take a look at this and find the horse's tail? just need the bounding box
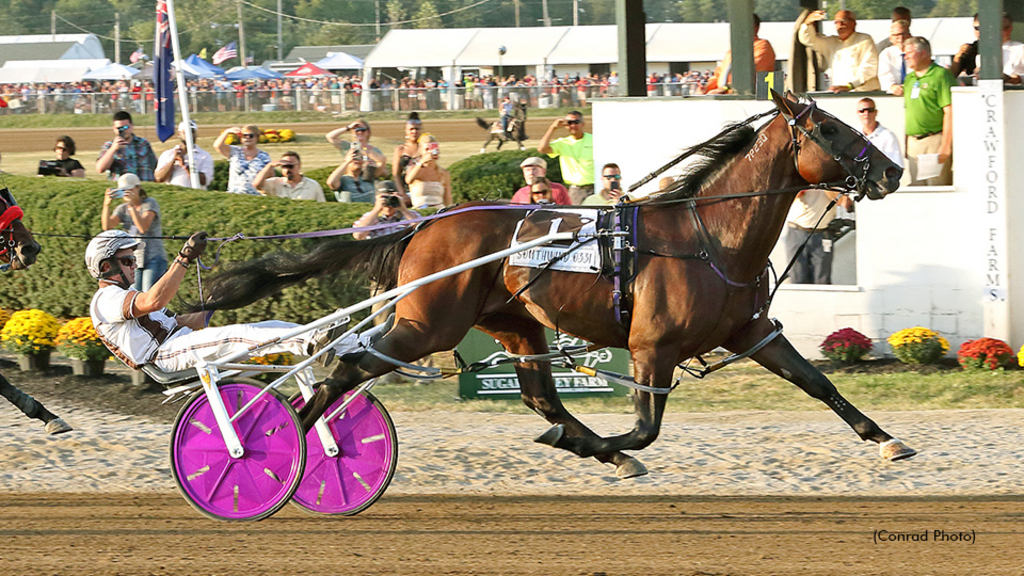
[193,233,409,312]
[475,117,490,130]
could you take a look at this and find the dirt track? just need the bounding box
[3,119,489,153]
[1,493,1020,575]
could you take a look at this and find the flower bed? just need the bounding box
[55,317,109,361]
[887,327,949,365]
[1,309,60,356]
[957,338,1016,371]
[820,327,872,365]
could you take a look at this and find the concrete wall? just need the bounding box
[592,89,1022,359]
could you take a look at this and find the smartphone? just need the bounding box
[110,188,125,199]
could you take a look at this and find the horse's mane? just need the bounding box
[643,123,759,202]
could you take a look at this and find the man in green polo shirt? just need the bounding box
[903,36,953,185]
[538,110,595,204]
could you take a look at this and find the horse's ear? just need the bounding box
[783,90,799,102]
[770,89,799,118]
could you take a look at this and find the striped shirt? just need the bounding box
[90,284,188,369]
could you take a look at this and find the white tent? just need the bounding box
[0,58,110,84]
[82,62,139,81]
[365,18,974,72]
[315,51,364,70]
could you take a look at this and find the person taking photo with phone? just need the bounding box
[583,163,624,205]
[100,173,166,292]
[155,121,215,190]
[95,111,157,181]
[252,151,325,202]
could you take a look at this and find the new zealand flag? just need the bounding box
[154,0,175,142]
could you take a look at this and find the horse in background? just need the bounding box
[476,101,528,152]
[0,185,71,435]
[198,92,914,478]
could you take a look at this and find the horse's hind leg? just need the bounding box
[726,328,916,461]
[476,315,647,478]
[0,373,72,434]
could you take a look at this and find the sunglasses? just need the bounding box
[241,133,258,138]
[117,255,137,267]
[531,189,551,194]
[603,174,621,180]
[565,119,582,125]
[974,25,980,31]
[857,108,876,113]
[54,146,66,151]
[354,127,369,132]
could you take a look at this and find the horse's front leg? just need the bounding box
[476,316,646,478]
[0,373,72,434]
[725,326,917,461]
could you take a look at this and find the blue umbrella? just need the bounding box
[225,68,264,81]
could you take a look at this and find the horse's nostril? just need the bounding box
[884,166,902,182]
[21,243,40,257]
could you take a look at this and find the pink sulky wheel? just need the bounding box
[290,391,398,516]
[169,381,306,521]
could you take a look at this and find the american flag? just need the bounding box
[129,46,146,63]
[212,42,237,65]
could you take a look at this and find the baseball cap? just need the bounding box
[520,157,546,169]
[116,173,141,190]
[375,180,398,194]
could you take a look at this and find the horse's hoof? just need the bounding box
[616,456,648,479]
[45,418,72,435]
[534,424,564,447]
[879,438,917,461]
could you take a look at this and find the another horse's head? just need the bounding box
[0,187,40,271]
[771,91,901,200]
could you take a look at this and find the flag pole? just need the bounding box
[164,0,200,189]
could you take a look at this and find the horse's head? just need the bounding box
[0,187,40,271]
[771,91,901,200]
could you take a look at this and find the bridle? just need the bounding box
[0,187,25,273]
[780,100,875,201]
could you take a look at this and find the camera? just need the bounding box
[37,160,64,177]
[383,194,401,208]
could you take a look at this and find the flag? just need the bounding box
[198,47,207,60]
[212,42,237,65]
[154,0,175,142]
[129,46,146,63]
[246,53,254,64]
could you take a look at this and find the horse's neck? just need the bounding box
[701,120,804,280]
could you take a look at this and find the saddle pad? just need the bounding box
[508,208,601,274]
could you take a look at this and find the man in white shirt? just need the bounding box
[975,13,1024,85]
[798,9,880,92]
[252,151,325,202]
[155,121,215,190]
[855,97,903,167]
[879,20,911,95]
[87,230,377,373]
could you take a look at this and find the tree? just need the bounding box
[414,0,441,29]
[385,0,406,29]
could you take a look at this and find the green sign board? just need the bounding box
[457,328,630,399]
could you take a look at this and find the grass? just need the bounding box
[0,106,584,130]
[356,358,1024,414]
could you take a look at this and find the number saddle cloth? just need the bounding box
[506,206,639,325]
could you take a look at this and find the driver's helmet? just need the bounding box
[85,229,139,279]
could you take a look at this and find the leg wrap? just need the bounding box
[0,377,48,421]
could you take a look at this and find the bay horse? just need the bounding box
[198,92,914,477]
[476,101,528,152]
[0,184,71,435]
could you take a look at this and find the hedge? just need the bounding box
[448,148,562,203]
[1,175,376,325]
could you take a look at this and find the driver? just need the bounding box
[86,229,382,373]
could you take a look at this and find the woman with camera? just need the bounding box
[44,136,85,177]
[403,134,452,210]
[327,148,375,203]
[100,172,166,291]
